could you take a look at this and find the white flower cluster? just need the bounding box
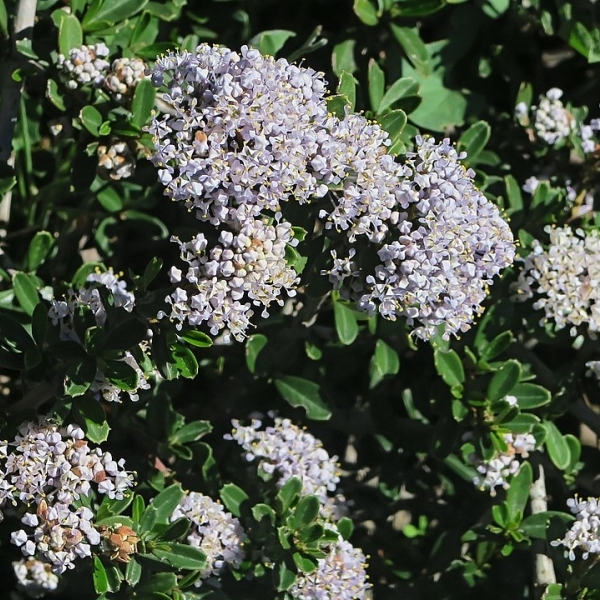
[57,43,110,89]
[104,57,146,102]
[162,221,299,341]
[551,496,600,560]
[97,141,136,181]
[225,416,341,513]
[149,44,514,341]
[473,432,536,495]
[49,269,150,402]
[13,559,59,598]
[171,491,246,583]
[1,418,134,574]
[514,225,600,335]
[326,136,515,340]
[289,538,370,600]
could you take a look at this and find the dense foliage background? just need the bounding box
[2,0,600,598]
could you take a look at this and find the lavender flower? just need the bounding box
[514,226,600,335]
[472,432,536,495]
[289,538,370,600]
[57,43,110,90]
[225,416,342,514]
[1,418,134,573]
[171,491,246,582]
[551,496,600,560]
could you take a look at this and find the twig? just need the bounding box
[530,464,557,600]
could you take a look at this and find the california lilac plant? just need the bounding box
[4,0,600,598]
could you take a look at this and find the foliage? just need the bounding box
[0,0,600,599]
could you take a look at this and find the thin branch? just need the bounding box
[530,464,557,600]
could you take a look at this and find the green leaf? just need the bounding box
[504,175,524,214]
[332,40,357,76]
[141,256,163,290]
[73,395,110,443]
[249,29,296,56]
[276,477,302,513]
[511,383,551,409]
[487,360,521,401]
[170,420,212,444]
[102,319,148,352]
[59,14,83,56]
[277,563,297,592]
[141,485,185,531]
[544,421,571,470]
[542,583,565,600]
[333,301,358,345]
[457,121,491,163]
[80,105,103,137]
[336,71,356,111]
[131,572,178,596]
[293,552,319,573]
[178,329,212,348]
[368,59,385,112]
[72,262,105,288]
[27,231,54,271]
[378,77,419,114]
[170,343,198,379]
[505,461,532,519]
[390,25,430,74]
[125,558,142,586]
[150,543,207,570]
[434,349,465,387]
[220,483,249,517]
[131,78,156,128]
[337,517,354,540]
[369,339,400,388]
[377,109,408,154]
[292,495,320,530]
[159,517,190,542]
[96,493,134,522]
[252,503,276,525]
[97,187,123,212]
[275,376,331,420]
[479,330,514,362]
[93,556,109,594]
[520,511,574,540]
[65,357,97,397]
[246,334,267,374]
[0,313,36,353]
[353,0,379,25]
[13,272,39,315]
[103,359,139,391]
[326,94,349,119]
[82,0,148,29]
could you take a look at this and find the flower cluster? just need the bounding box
[551,496,600,560]
[162,221,299,341]
[13,559,60,598]
[225,416,342,513]
[473,432,536,494]
[289,538,370,600]
[171,491,246,582]
[49,269,150,402]
[326,136,516,340]
[104,57,146,102]
[149,44,514,342]
[514,226,600,335]
[57,43,111,89]
[97,140,136,181]
[1,418,134,574]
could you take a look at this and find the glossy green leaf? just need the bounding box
[220,483,249,517]
[150,543,207,570]
[293,552,319,573]
[102,319,148,352]
[170,420,212,444]
[488,360,521,401]
[479,330,514,362]
[13,272,39,315]
[520,511,574,540]
[250,29,296,56]
[65,357,97,397]
[275,376,331,420]
[93,556,109,594]
[505,461,532,519]
[27,231,53,271]
[336,71,356,111]
[131,78,156,128]
[511,383,551,409]
[246,334,268,373]
[390,0,446,17]
[458,120,491,163]
[544,421,571,470]
[276,477,302,513]
[277,562,297,592]
[178,329,212,348]
[332,39,357,76]
[59,14,83,56]
[82,0,148,29]
[377,109,407,153]
[292,495,320,530]
[378,77,419,114]
[391,25,430,74]
[434,349,465,387]
[368,59,385,112]
[334,301,358,345]
[369,339,400,388]
[353,0,378,25]
[103,359,139,391]
[74,395,110,443]
[80,105,103,137]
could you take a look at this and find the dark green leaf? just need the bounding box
[73,395,110,443]
[520,511,574,540]
[378,77,419,114]
[505,461,532,519]
[336,71,356,111]
[337,517,354,540]
[102,319,148,352]
[544,421,571,470]
[368,59,385,112]
[80,105,103,137]
[125,558,142,586]
[293,552,319,573]
[93,556,109,594]
[333,301,358,345]
[246,334,267,373]
[59,14,83,56]
[103,359,139,391]
[332,40,357,76]
[277,562,297,592]
[434,349,465,387]
[220,483,249,517]
[13,272,39,315]
[131,78,156,128]
[82,0,148,29]
[479,330,514,362]
[179,330,212,348]
[390,25,430,74]
[390,0,446,17]
[150,543,207,570]
[130,572,177,595]
[97,187,123,212]
[170,420,212,445]
[369,339,400,388]
[487,360,521,401]
[458,121,491,163]
[275,376,331,420]
[141,257,163,289]
[276,477,302,513]
[250,29,296,56]
[511,383,551,409]
[326,94,349,119]
[292,495,320,530]
[65,357,97,397]
[27,231,53,271]
[141,484,185,531]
